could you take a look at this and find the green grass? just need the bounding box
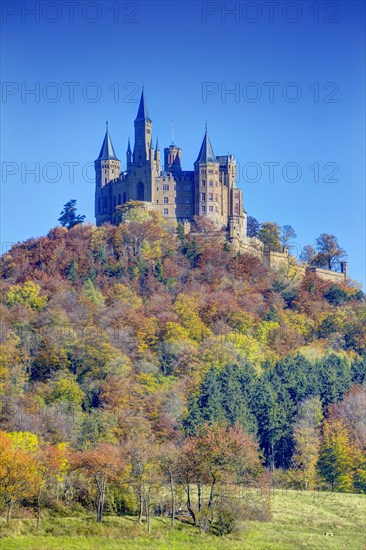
[0,490,365,549]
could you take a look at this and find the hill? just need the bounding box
[0,210,365,534]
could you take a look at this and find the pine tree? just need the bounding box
[58,199,85,229]
[198,367,225,423]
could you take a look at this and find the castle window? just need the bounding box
[201,193,206,201]
[209,180,213,187]
[208,169,213,174]
[234,204,239,214]
[156,200,159,204]
[215,195,218,201]
[123,192,126,203]
[201,180,205,186]
[185,209,190,215]
[209,206,213,212]
[104,178,107,184]
[201,205,206,213]
[215,206,219,213]
[164,208,168,215]
[209,193,213,201]
[185,197,190,203]
[147,129,151,134]
[184,185,191,191]
[118,193,121,204]
[162,184,169,191]
[156,187,159,191]
[164,197,168,204]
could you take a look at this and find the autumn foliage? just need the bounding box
[0,212,365,528]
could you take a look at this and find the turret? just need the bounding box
[155,137,161,170]
[95,123,120,189]
[95,123,120,226]
[164,144,182,173]
[133,88,152,164]
[149,133,154,162]
[194,127,220,223]
[126,138,132,170]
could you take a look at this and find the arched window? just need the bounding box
[137,181,144,201]
[118,193,121,205]
[234,203,239,214]
[123,191,126,203]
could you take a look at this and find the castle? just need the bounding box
[94,89,347,284]
[94,89,247,244]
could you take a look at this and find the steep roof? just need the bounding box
[195,128,218,163]
[97,130,119,161]
[135,88,151,121]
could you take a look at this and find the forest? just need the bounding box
[0,204,365,536]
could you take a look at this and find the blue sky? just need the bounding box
[1,0,365,285]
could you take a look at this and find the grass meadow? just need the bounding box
[0,490,365,549]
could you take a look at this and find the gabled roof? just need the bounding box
[135,88,151,121]
[195,128,218,163]
[97,130,119,161]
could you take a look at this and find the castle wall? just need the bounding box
[308,267,346,283]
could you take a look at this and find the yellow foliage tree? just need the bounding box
[0,432,40,522]
[174,294,211,342]
[6,281,47,310]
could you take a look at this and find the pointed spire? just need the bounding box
[97,125,119,161]
[135,87,151,121]
[195,126,218,163]
[155,137,159,151]
[150,133,154,150]
[127,137,131,153]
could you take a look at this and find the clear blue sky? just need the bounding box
[1,0,365,286]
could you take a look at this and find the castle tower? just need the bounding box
[229,183,247,242]
[194,127,222,226]
[164,144,182,173]
[95,125,120,226]
[133,88,152,164]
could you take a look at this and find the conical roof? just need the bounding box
[195,128,218,163]
[97,130,119,161]
[135,88,151,121]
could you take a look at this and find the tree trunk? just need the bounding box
[138,489,143,523]
[197,481,202,512]
[146,494,151,534]
[96,477,106,523]
[207,475,216,509]
[186,483,196,524]
[169,468,175,527]
[203,475,216,533]
[6,501,13,524]
[36,492,41,529]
